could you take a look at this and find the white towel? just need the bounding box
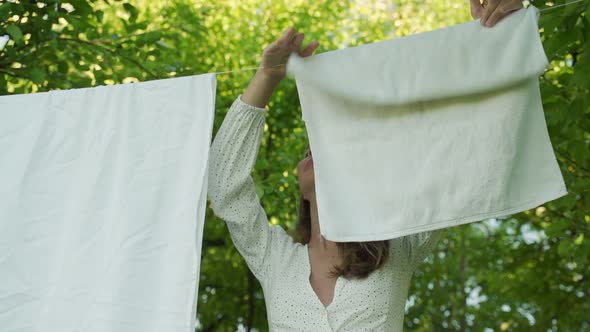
[0,74,216,331]
[286,6,568,242]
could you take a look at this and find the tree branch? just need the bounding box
[57,37,158,78]
[556,149,590,176]
[0,68,24,79]
[93,29,165,44]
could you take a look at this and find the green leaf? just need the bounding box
[5,25,23,42]
[123,3,139,22]
[539,14,561,35]
[57,61,68,73]
[574,249,588,267]
[49,37,58,50]
[573,53,590,86]
[95,10,104,23]
[155,40,170,49]
[69,16,92,30]
[0,3,12,21]
[29,67,47,84]
[137,31,162,45]
[545,220,569,237]
[71,0,93,17]
[557,239,572,257]
[574,233,584,245]
[571,141,589,162]
[558,193,577,210]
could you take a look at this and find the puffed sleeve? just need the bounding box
[405,228,444,270]
[207,94,291,283]
[390,228,445,272]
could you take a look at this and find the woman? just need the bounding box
[207,2,523,330]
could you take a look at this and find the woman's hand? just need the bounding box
[470,0,524,27]
[241,27,319,108]
[259,27,319,81]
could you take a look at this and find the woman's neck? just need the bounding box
[308,197,338,251]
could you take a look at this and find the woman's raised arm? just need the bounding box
[207,27,319,283]
[241,27,318,108]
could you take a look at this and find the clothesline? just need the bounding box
[211,0,587,76]
[536,0,586,11]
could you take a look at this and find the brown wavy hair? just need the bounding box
[292,149,390,279]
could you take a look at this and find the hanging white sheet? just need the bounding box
[286,6,568,242]
[0,74,216,331]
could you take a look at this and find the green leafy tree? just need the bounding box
[1,0,587,331]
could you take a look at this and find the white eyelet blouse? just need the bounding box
[207,94,444,331]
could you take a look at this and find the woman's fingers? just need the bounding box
[483,0,523,27]
[480,0,501,26]
[273,28,318,58]
[300,41,319,57]
[281,27,295,43]
[470,0,484,19]
[282,26,294,36]
[271,27,295,50]
[292,33,305,51]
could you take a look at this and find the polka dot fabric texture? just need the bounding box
[207,94,444,331]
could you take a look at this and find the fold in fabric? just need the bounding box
[0,74,216,331]
[286,5,568,242]
[288,6,548,107]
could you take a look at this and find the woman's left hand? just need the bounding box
[470,0,524,27]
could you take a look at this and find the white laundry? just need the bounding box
[286,5,568,242]
[0,74,216,331]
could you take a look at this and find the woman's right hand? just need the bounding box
[241,27,319,108]
[260,27,319,81]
